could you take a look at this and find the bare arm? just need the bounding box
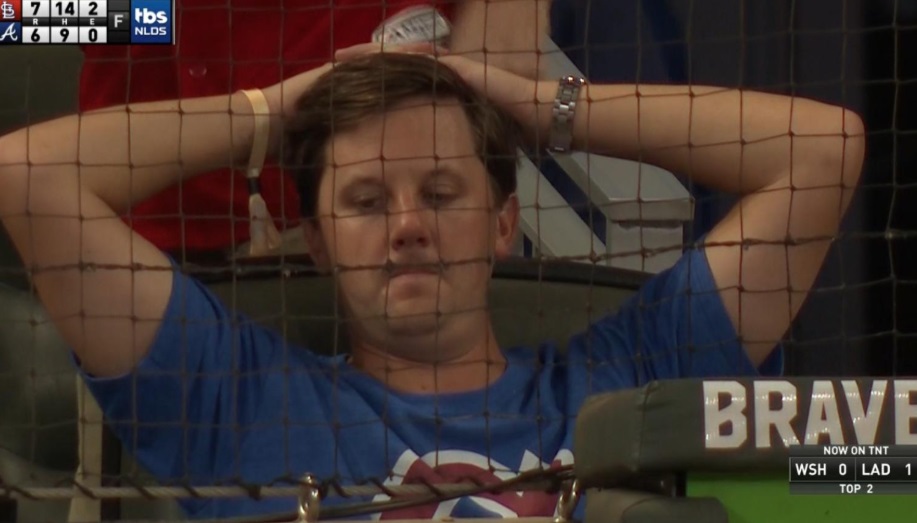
[566,84,865,366]
[449,0,551,79]
[0,92,265,377]
[442,59,866,366]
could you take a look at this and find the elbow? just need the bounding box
[0,131,24,189]
[0,133,15,175]
[0,129,26,172]
[837,109,866,191]
[805,107,866,193]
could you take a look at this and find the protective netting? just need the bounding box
[0,0,913,522]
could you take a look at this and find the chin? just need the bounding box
[383,306,442,335]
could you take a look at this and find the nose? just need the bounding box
[388,193,433,251]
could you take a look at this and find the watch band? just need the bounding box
[548,76,586,153]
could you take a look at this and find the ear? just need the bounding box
[303,220,332,272]
[493,194,520,261]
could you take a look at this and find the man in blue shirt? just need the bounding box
[0,48,864,520]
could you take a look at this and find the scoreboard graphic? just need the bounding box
[0,0,173,44]
[790,445,917,495]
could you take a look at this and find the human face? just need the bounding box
[306,97,518,361]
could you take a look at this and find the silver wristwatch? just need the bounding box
[548,75,586,153]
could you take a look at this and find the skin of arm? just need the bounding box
[439,56,867,366]
[0,61,332,378]
[449,0,551,79]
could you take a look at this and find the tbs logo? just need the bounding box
[131,0,171,44]
[135,8,167,25]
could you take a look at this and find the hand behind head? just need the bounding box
[263,42,448,124]
[334,41,448,62]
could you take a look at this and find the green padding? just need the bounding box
[575,380,783,487]
[686,472,917,523]
[585,488,728,523]
[574,378,902,488]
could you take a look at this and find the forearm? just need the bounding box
[449,0,550,79]
[437,58,858,193]
[533,82,861,194]
[0,91,259,215]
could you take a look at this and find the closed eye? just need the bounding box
[423,190,457,207]
[353,195,385,213]
[345,187,387,214]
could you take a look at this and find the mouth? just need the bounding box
[390,270,438,279]
[385,261,443,279]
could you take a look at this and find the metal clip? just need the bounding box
[553,479,581,523]
[296,474,321,523]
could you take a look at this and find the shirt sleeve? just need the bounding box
[568,246,784,391]
[76,267,298,484]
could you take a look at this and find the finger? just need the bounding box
[435,55,479,76]
[334,42,383,61]
[333,41,449,62]
[384,42,446,55]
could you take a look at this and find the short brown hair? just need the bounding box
[283,53,523,219]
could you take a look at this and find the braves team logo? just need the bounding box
[0,22,18,42]
[372,449,574,519]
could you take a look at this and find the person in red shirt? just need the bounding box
[80,0,548,261]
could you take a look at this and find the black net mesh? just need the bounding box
[0,0,913,521]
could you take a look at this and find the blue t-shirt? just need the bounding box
[81,247,781,520]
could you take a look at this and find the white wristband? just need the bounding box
[241,88,271,179]
[239,88,282,257]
